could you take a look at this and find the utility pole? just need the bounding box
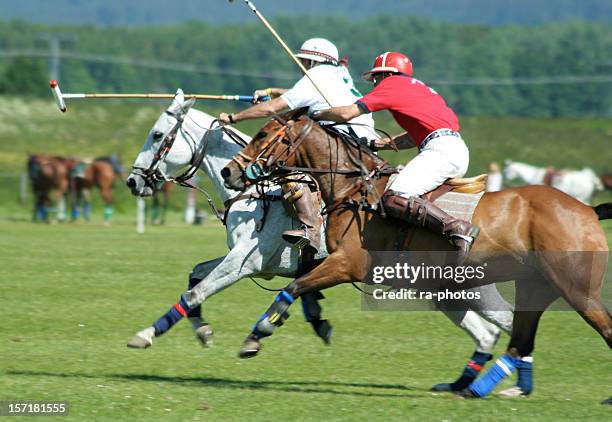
[37,33,75,81]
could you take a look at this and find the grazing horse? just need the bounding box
[503,160,604,204]
[125,91,519,393]
[27,154,69,222]
[70,156,123,224]
[221,110,612,398]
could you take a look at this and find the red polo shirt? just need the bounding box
[356,75,460,146]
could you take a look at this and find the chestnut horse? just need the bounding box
[222,111,612,397]
[27,154,69,222]
[70,157,123,224]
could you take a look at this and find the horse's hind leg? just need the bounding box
[186,257,228,347]
[466,278,559,398]
[541,250,612,348]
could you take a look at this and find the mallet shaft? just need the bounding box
[242,0,335,106]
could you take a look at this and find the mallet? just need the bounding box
[49,80,268,112]
[230,0,335,107]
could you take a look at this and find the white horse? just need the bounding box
[503,160,603,204]
[125,90,519,392]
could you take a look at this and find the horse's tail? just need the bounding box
[593,203,612,221]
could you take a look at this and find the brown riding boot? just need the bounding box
[383,192,480,264]
[282,188,322,255]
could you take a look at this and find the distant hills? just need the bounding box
[0,0,611,26]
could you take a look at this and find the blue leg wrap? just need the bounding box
[516,356,533,395]
[469,354,520,397]
[252,290,294,338]
[71,207,80,220]
[153,296,190,336]
[450,350,493,391]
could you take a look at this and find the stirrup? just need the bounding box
[292,237,311,250]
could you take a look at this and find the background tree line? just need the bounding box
[0,16,611,117]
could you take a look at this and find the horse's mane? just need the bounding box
[275,109,387,169]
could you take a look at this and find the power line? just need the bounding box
[0,49,298,81]
[1,49,611,86]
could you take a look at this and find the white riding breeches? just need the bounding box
[389,134,469,198]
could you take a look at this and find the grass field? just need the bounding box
[1,220,611,421]
[0,95,611,420]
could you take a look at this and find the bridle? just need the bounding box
[131,108,247,222]
[231,115,397,216]
[231,115,314,184]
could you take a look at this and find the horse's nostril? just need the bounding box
[126,178,136,189]
[220,167,231,179]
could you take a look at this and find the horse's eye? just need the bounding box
[153,131,164,140]
[255,131,267,139]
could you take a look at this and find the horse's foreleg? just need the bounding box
[127,251,258,349]
[186,257,226,346]
[240,252,357,358]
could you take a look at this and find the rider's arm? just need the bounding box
[220,96,289,124]
[312,103,363,123]
[384,132,416,150]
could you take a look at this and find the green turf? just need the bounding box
[1,95,611,420]
[0,220,610,421]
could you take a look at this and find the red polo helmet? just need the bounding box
[363,52,413,81]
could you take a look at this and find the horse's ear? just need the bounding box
[284,106,310,121]
[168,91,196,116]
[174,88,185,103]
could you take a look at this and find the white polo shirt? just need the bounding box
[281,64,377,139]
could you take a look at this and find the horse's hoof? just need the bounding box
[311,319,332,345]
[431,383,453,392]
[238,336,261,359]
[454,388,477,399]
[195,325,213,348]
[127,334,152,349]
[498,386,528,398]
[601,397,612,405]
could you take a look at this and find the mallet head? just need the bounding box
[49,80,67,112]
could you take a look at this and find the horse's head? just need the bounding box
[221,108,313,191]
[127,89,196,196]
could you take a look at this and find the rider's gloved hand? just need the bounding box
[252,88,272,103]
[372,138,392,150]
[219,113,236,124]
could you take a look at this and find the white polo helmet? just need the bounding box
[295,38,339,64]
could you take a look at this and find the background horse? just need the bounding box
[125,91,518,393]
[503,160,604,204]
[70,156,124,224]
[151,181,173,225]
[27,154,69,222]
[222,112,612,398]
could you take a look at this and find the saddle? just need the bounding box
[425,174,487,202]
